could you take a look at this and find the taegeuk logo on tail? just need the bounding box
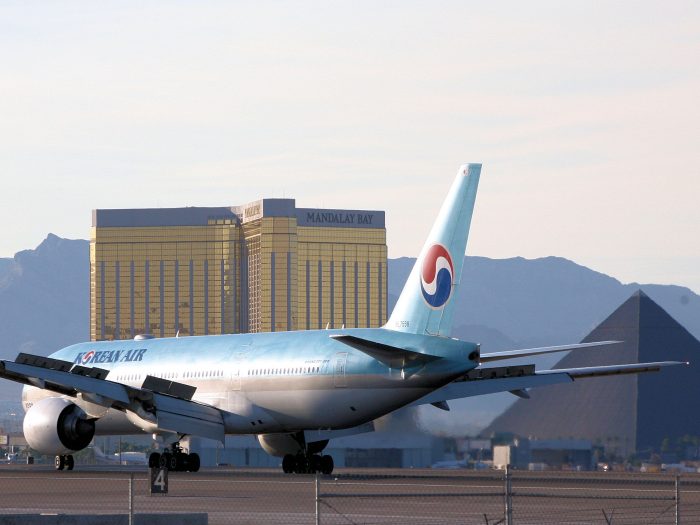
[419,243,454,308]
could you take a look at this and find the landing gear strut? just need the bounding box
[55,454,74,471]
[278,434,333,475]
[148,441,200,472]
[282,453,334,475]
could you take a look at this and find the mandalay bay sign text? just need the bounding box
[297,208,384,229]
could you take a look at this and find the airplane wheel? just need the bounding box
[176,452,187,472]
[148,452,161,468]
[310,455,321,473]
[65,455,74,471]
[320,455,334,475]
[55,455,65,471]
[294,456,309,474]
[160,452,171,469]
[282,454,295,474]
[168,453,178,470]
[188,453,200,473]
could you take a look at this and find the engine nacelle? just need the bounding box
[23,397,96,455]
[257,434,304,457]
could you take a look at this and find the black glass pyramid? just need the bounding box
[483,290,700,456]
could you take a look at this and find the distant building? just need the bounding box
[493,438,593,470]
[483,291,700,458]
[529,439,593,469]
[91,199,387,340]
[456,438,492,460]
[187,432,444,469]
[326,432,444,468]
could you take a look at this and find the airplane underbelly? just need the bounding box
[94,409,142,435]
[247,387,431,429]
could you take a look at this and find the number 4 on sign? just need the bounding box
[150,466,169,494]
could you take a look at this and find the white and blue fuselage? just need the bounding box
[24,328,478,435]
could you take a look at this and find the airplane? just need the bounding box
[0,452,21,464]
[92,445,147,466]
[0,164,685,474]
[430,458,469,469]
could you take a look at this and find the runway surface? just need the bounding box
[0,465,698,524]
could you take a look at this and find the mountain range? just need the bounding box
[1,235,698,434]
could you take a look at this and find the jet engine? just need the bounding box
[23,397,96,455]
[257,433,329,457]
[257,433,304,457]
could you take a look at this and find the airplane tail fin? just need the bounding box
[386,164,481,337]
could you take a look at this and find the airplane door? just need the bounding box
[333,352,348,388]
[230,351,246,391]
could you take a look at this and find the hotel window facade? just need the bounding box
[90,199,387,340]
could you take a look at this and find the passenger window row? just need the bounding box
[249,366,321,376]
[114,366,322,383]
[114,369,224,382]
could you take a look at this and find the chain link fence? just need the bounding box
[0,467,698,524]
[316,469,698,524]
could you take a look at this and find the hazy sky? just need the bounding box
[1,1,699,292]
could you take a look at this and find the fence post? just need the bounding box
[504,465,513,525]
[315,471,321,525]
[675,475,680,525]
[129,472,134,525]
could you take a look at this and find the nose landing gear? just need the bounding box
[54,454,74,471]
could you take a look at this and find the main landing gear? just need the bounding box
[273,434,334,475]
[55,454,74,471]
[282,452,334,475]
[149,441,200,472]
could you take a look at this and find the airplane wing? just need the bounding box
[0,353,225,442]
[479,341,621,363]
[410,360,687,409]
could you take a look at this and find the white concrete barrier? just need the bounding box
[0,514,207,525]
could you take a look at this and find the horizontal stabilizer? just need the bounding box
[330,334,441,368]
[480,341,621,363]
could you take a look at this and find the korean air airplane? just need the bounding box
[0,164,683,474]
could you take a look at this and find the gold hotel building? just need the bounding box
[90,199,387,340]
